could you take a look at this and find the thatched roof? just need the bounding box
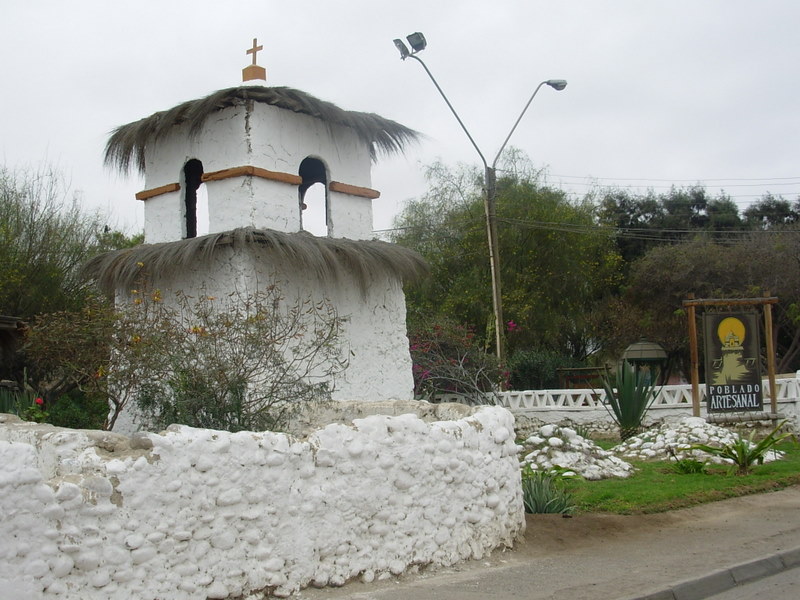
[105,86,420,174]
[83,228,429,296]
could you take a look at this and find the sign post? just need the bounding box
[683,295,779,418]
[702,312,763,412]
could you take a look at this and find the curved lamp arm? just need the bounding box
[492,79,567,168]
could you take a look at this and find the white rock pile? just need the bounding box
[520,424,633,480]
[613,417,783,465]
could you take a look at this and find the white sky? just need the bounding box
[2,0,799,235]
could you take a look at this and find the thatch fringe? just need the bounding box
[105,86,420,174]
[83,228,429,296]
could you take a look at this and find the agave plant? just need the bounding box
[690,420,797,475]
[602,361,658,442]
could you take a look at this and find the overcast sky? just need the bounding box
[2,1,799,234]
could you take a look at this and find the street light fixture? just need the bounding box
[394,32,566,363]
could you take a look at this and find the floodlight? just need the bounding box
[546,79,568,91]
[393,39,410,59]
[406,32,427,53]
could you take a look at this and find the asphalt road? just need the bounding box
[706,565,800,600]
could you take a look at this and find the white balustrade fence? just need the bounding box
[438,375,800,431]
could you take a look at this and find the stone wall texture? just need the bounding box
[0,406,523,599]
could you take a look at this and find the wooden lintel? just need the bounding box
[682,297,779,308]
[135,182,180,201]
[329,181,380,199]
[202,165,302,186]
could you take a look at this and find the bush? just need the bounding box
[670,458,708,475]
[409,319,502,405]
[47,390,108,430]
[25,287,346,432]
[508,349,585,390]
[520,465,576,514]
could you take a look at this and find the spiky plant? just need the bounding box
[520,465,576,514]
[690,420,797,475]
[601,361,658,442]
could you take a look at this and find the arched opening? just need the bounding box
[183,159,208,238]
[299,157,329,236]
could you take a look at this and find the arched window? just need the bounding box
[298,157,328,236]
[183,159,208,238]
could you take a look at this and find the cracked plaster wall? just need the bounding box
[142,103,374,243]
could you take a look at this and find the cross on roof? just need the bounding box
[246,38,263,65]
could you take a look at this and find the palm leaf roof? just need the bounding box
[84,227,429,295]
[105,86,420,174]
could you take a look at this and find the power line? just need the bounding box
[550,174,800,184]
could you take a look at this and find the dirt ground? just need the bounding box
[297,486,800,599]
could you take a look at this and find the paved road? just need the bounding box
[706,565,800,599]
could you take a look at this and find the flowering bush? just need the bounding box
[22,397,48,423]
[409,319,503,405]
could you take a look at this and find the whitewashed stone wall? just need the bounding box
[0,405,523,599]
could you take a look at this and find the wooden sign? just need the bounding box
[702,312,763,412]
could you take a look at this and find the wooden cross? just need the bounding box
[246,38,263,65]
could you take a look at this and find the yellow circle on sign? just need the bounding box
[717,317,746,347]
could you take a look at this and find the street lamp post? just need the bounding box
[394,32,566,363]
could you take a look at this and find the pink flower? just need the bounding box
[506,320,519,333]
[34,397,44,406]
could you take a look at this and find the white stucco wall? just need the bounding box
[0,407,523,599]
[141,101,375,243]
[143,190,184,243]
[328,190,374,240]
[113,245,415,434]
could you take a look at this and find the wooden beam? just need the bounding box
[686,296,701,417]
[764,294,779,414]
[329,181,380,199]
[135,168,379,201]
[135,183,180,201]
[683,296,778,308]
[201,165,302,185]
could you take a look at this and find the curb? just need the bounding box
[629,545,800,600]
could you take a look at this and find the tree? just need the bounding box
[25,287,346,431]
[0,165,144,420]
[597,186,744,266]
[1,166,101,319]
[743,194,800,229]
[595,230,800,378]
[392,156,621,360]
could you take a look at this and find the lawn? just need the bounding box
[566,441,800,514]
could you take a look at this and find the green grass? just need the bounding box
[567,442,800,514]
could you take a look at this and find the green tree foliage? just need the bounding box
[507,348,585,390]
[596,229,800,377]
[0,166,142,320]
[0,166,103,318]
[742,193,800,228]
[392,157,621,361]
[0,164,142,374]
[597,186,747,266]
